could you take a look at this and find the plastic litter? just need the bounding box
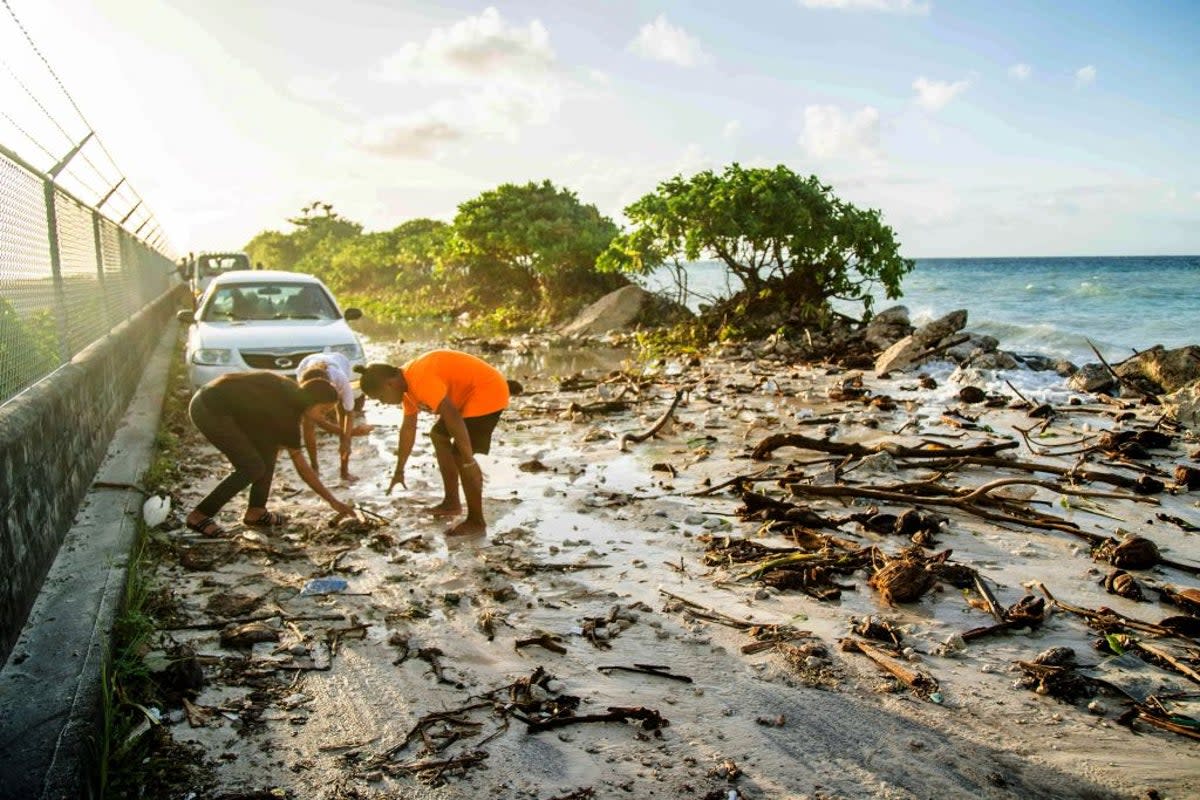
[299,577,348,596]
[142,494,171,528]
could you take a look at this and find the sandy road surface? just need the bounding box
[146,337,1199,799]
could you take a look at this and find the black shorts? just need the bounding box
[430,410,503,455]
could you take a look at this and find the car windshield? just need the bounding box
[196,254,250,277]
[200,283,339,321]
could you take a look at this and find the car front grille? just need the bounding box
[240,349,323,370]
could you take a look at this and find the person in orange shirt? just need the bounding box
[355,351,512,536]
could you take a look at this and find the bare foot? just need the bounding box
[446,518,486,537]
[340,471,358,484]
[426,501,462,518]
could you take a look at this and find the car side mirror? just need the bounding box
[176,309,195,323]
[343,307,363,321]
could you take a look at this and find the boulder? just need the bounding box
[1161,381,1200,431]
[1068,363,1116,394]
[968,350,1020,371]
[1115,345,1200,394]
[914,309,968,347]
[1012,353,1059,372]
[943,333,1000,364]
[861,305,914,352]
[874,309,969,376]
[560,285,691,337]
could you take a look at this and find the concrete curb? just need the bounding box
[0,322,178,800]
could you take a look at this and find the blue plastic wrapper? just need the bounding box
[299,577,348,596]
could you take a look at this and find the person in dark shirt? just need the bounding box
[184,371,355,536]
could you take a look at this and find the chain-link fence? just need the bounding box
[0,143,177,405]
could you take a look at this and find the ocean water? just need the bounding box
[644,256,1199,367]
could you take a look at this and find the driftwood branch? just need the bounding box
[786,479,1105,542]
[752,433,1018,461]
[620,389,684,452]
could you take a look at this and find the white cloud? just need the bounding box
[362,7,565,157]
[375,6,554,83]
[588,69,610,85]
[1075,65,1097,86]
[912,76,970,111]
[798,0,931,14]
[801,105,882,162]
[1008,63,1032,80]
[723,119,741,139]
[357,80,562,159]
[358,107,466,158]
[628,15,708,67]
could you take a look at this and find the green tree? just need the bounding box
[599,164,912,329]
[450,180,625,318]
[245,202,362,282]
[326,219,450,294]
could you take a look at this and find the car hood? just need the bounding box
[190,319,359,350]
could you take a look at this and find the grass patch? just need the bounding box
[98,329,212,798]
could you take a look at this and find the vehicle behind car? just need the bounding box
[178,270,365,389]
[187,252,252,299]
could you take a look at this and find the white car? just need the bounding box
[179,270,366,389]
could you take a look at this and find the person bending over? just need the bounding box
[356,351,510,537]
[185,371,354,536]
[295,352,369,481]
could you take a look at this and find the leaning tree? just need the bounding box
[598,163,912,332]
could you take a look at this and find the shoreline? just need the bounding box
[123,325,1200,799]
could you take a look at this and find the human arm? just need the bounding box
[387,412,418,494]
[338,406,354,480]
[436,398,476,465]
[287,448,353,516]
[302,416,319,474]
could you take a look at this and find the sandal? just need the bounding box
[186,516,227,537]
[244,511,287,528]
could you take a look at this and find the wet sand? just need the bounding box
[149,334,1200,799]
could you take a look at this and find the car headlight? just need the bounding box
[192,348,233,365]
[329,342,362,360]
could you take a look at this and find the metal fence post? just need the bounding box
[43,177,70,363]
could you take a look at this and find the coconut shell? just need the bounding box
[1110,536,1161,570]
[1103,569,1144,601]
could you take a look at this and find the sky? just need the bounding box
[2,0,1198,258]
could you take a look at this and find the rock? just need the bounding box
[967,351,1020,370]
[1068,363,1116,394]
[1054,360,1078,377]
[1013,353,1059,372]
[1115,345,1200,394]
[560,285,691,337]
[914,309,968,347]
[874,309,968,376]
[861,305,914,351]
[1164,381,1200,433]
[943,333,999,364]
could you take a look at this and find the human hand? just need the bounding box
[387,466,406,494]
[329,499,355,518]
[351,423,374,436]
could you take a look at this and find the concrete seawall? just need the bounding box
[0,286,183,663]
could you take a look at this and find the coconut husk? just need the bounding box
[1111,536,1162,570]
[869,556,935,605]
[1175,465,1200,490]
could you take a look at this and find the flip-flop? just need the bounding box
[185,516,227,536]
[244,511,287,528]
